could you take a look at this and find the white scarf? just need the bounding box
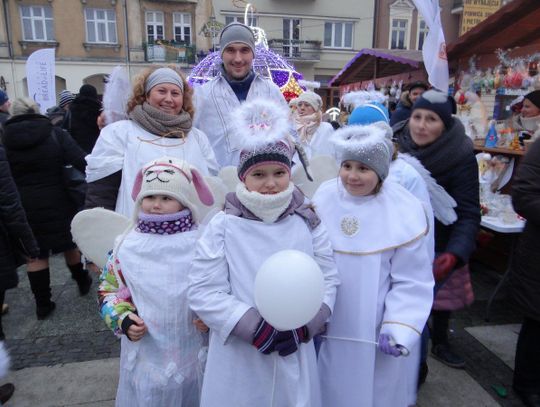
[235,182,295,224]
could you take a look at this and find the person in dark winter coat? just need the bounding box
[1,98,92,320]
[65,84,101,153]
[509,138,540,407]
[0,143,39,338]
[394,90,480,379]
[389,81,429,126]
[0,91,10,127]
[48,90,75,127]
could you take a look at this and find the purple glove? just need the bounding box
[253,320,278,354]
[378,334,402,357]
[274,326,308,357]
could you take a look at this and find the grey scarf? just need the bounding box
[129,102,192,138]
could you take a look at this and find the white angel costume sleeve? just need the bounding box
[188,212,252,344]
[311,223,340,312]
[85,121,128,182]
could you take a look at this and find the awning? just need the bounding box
[329,48,423,87]
[447,0,540,60]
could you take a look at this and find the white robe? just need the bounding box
[188,211,340,407]
[300,122,335,160]
[115,229,204,407]
[313,179,434,407]
[85,120,219,217]
[193,74,288,167]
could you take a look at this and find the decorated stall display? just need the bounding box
[188,19,304,101]
[484,120,498,147]
[454,89,488,140]
[476,152,514,194]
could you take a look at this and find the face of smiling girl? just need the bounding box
[339,160,380,196]
[243,164,290,194]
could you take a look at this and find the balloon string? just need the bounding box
[270,355,277,407]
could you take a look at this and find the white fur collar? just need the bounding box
[235,182,295,224]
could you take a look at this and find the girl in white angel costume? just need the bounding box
[314,124,434,407]
[188,99,340,407]
[98,156,215,406]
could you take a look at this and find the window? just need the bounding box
[283,18,300,57]
[173,13,191,44]
[324,22,353,49]
[146,11,164,43]
[390,18,408,49]
[85,8,117,43]
[417,19,428,50]
[225,15,257,26]
[20,6,54,41]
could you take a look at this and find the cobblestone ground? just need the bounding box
[1,255,528,406]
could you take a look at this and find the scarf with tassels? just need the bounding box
[129,102,192,138]
[293,111,322,144]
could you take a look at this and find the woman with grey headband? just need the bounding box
[85,66,219,217]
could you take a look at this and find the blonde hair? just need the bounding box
[10,97,40,116]
[127,65,194,118]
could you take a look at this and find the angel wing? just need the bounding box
[71,208,130,268]
[398,153,458,225]
[198,176,227,224]
[103,66,130,126]
[292,155,338,199]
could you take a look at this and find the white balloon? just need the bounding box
[254,250,324,331]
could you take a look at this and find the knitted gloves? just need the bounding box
[378,334,405,357]
[433,252,458,282]
[252,319,308,357]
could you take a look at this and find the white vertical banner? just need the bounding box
[25,48,56,113]
[412,0,449,93]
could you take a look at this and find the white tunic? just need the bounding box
[115,229,204,407]
[86,120,219,216]
[193,74,288,167]
[300,122,335,160]
[188,211,340,407]
[314,179,434,407]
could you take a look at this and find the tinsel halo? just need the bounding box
[331,122,392,161]
[232,98,291,150]
[342,90,387,109]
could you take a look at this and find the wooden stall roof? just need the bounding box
[329,48,423,87]
[447,0,540,60]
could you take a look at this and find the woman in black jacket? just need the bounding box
[0,143,39,336]
[2,98,92,319]
[394,90,480,378]
[510,138,540,407]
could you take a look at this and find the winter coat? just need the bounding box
[0,144,39,290]
[65,96,101,153]
[389,91,412,126]
[1,114,87,255]
[394,119,480,265]
[0,111,9,126]
[509,138,540,321]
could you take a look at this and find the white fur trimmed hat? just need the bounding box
[131,157,214,222]
[332,122,393,181]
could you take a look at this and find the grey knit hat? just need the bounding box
[219,22,256,58]
[145,68,184,93]
[332,124,392,181]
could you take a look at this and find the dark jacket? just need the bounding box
[0,111,9,126]
[65,96,101,153]
[0,144,39,290]
[394,119,481,265]
[389,91,412,126]
[2,114,86,254]
[509,138,540,320]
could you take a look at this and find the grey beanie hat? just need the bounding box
[145,68,184,93]
[332,124,392,181]
[219,22,256,57]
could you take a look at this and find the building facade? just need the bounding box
[0,0,212,99]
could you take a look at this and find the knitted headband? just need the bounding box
[145,68,184,94]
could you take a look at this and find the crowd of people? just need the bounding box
[0,20,539,407]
